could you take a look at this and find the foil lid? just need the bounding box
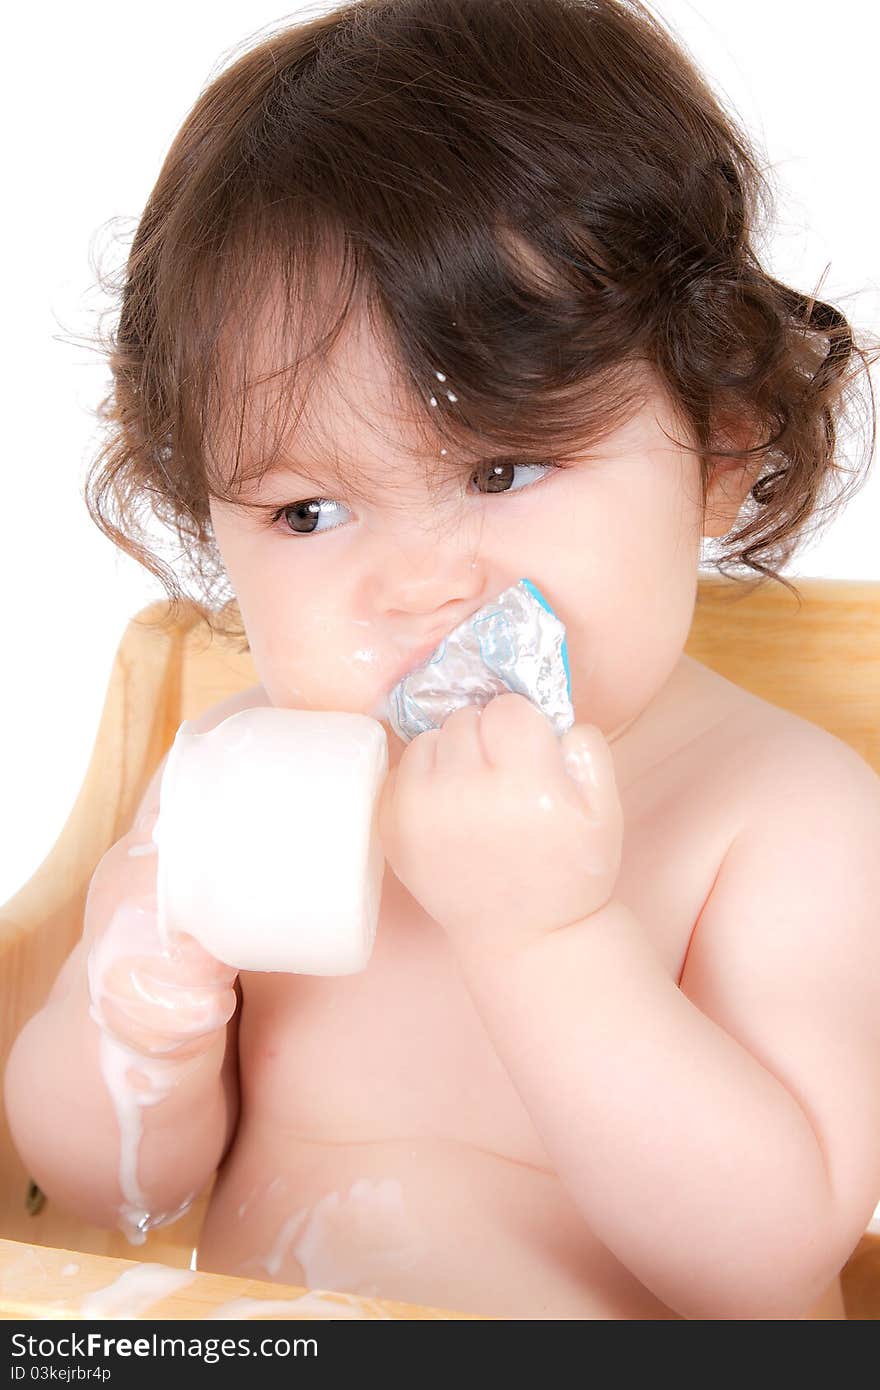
[387,576,574,744]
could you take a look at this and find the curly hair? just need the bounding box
[78,0,878,653]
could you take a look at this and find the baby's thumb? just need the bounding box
[560,723,622,829]
[560,724,598,797]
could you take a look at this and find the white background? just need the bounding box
[2,0,878,904]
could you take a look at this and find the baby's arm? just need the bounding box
[453,730,880,1319]
[3,683,269,1235]
[383,697,880,1318]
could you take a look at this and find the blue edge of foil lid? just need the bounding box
[518,576,572,700]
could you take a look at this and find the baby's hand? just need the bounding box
[378,693,624,964]
[84,812,239,1059]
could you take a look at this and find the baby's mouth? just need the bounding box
[384,629,450,692]
[365,627,456,729]
[377,577,575,746]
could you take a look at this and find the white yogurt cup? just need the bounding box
[154,707,389,975]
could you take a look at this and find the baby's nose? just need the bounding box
[374,549,484,619]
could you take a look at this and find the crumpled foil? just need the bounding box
[387,576,574,743]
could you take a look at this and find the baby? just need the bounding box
[5,0,880,1320]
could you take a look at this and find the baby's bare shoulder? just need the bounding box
[686,656,877,794]
[678,696,880,1239]
[722,690,879,806]
[676,671,880,991]
[682,687,880,1022]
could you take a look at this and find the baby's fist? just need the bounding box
[84,812,238,1060]
[378,694,624,964]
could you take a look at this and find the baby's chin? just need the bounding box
[383,724,408,770]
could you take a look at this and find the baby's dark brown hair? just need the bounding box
[81,0,878,652]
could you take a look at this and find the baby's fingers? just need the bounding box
[162,931,238,985]
[95,1008,232,1060]
[98,956,235,1016]
[93,978,238,1057]
[478,693,558,769]
[433,705,486,771]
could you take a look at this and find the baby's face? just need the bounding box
[209,333,708,770]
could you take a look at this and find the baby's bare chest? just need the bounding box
[237,732,745,1168]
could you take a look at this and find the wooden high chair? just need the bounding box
[1,575,878,1320]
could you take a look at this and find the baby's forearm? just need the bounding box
[3,977,234,1235]
[455,900,840,1320]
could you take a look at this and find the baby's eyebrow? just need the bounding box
[228,448,554,507]
[260,448,549,481]
[258,456,335,488]
[226,454,344,502]
[215,457,328,511]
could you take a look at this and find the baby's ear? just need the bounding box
[703,455,764,537]
[702,418,765,538]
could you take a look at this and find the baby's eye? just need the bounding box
[269,498,351,537]
[268,461,558,537]
[469,460,557,495]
